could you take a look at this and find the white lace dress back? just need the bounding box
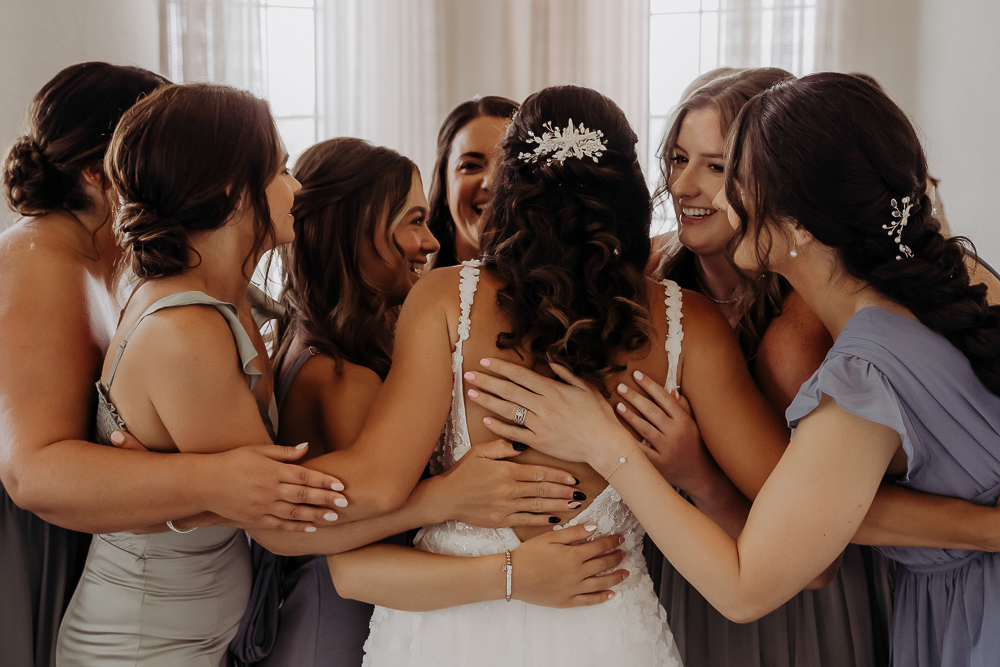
[362,261,685,666]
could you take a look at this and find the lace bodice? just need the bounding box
[416,261,685,560]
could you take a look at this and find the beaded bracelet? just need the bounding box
[604,443,642,481]
[502,549,513,602]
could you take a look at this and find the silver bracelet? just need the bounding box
[166,520,197,534]
[502,549,513,602]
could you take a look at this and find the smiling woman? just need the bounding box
[427,96,519,267]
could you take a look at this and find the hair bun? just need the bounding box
[115,200,190,279]
[3,135,74,215]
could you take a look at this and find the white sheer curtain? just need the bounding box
[160,0,264,94]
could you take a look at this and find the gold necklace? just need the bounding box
[695,274,736,305]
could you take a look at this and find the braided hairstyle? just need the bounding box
[3,62,166,216]
[106,83,282,280]
[274,138,418,380]
[726,72,1000,394]
[480,85,654,394]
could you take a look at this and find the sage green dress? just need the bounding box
[56,291,277,667]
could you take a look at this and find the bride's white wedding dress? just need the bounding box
[362,262,684,666]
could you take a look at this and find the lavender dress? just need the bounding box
[787,307,1000,667]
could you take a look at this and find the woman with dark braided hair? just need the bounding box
[471,73,1000,666]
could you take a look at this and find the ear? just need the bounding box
[789,220,818,251]
[80,164,108,190]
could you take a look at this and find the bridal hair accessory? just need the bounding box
[166,520,197,534]
[518,119,607,166]
[502,549,513,601]
[604,443,642,481]
[884,195,914,260]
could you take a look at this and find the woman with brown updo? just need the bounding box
[52,82,337,666]
[0,64,341,667]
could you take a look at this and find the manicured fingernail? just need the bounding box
[480,359,491,367]
[334,498,348,507]
[331,482,345,491]
[633,370,644,381]
[618,536,625,545]
[573,491,586,501]
[568,501,582,509]
[548,516,561,524]
[569,477,579,485]
[617,383,627,394]
[585,523,598,532]
[616,403,626,413]
[111,431,125,445]
[467,388,479,398]
[305,526,317,533]
[608,592,616,599]
[323,512,338,521]
[483,417,492,425]
[512,442,528,451]
[464,371,475,382]
[295,442,308,450]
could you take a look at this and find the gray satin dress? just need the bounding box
[55,291,276,667]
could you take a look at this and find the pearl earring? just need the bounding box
[790,247,798,258]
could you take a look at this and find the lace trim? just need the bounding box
[661,280,684,393]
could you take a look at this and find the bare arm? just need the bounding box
[329,524,628,611]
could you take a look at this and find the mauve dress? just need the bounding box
[787,307,1000,667]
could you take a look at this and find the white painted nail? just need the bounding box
[585,524,598,532]
[331,482,345,491]
[633,370,644,381]
[295,442,309,450]
[305,526,317,532]
[334,498,348,507]
[323,512,338,521]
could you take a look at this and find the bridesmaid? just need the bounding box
[427,96,518,267]
[53,82,336,665]
[647,67,893,666]
[0,64,339,667]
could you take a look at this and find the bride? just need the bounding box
[319,84,787,666]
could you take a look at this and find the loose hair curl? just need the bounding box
[106,83,282,280]
[727,73,1000,395]
[480,85,654,393]
[274,138,418,380]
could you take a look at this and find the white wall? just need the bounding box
[0,0,161,228]
[912,0,1000,263]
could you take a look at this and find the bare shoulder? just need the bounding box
[300,354,382,404]
[754,290,833,413]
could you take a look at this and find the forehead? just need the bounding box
[677,108,724,153]
[449,116,510,160]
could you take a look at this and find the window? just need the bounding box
[260,0,318,164]
[647,0,816,234]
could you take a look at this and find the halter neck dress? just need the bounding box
[56,291,276,667]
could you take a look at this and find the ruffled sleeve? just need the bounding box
[786,351,921,480]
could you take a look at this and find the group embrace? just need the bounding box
[2,60,1000,667]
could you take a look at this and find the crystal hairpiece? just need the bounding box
[883,196,914,260]
[518,119,607,166]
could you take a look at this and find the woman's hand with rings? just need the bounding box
[462,358,630,466]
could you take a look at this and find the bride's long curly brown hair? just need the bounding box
[480,85,655,394]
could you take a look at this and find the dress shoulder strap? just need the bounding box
[454,261,482,361]
[660,279,684,392]
[275,346,319,409]
[105,291,264,392]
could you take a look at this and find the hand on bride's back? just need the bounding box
[513,523,629,608]
[424,439,582,528]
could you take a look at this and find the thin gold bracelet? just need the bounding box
[604,443,642,481]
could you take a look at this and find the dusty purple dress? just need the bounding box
[787,307,1000,667]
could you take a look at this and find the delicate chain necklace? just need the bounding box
[695,274,736,305]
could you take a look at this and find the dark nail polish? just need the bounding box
[548,516,561,524]
[570,477,579,485]
[512,442,529,451]
[572,491,586,501]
